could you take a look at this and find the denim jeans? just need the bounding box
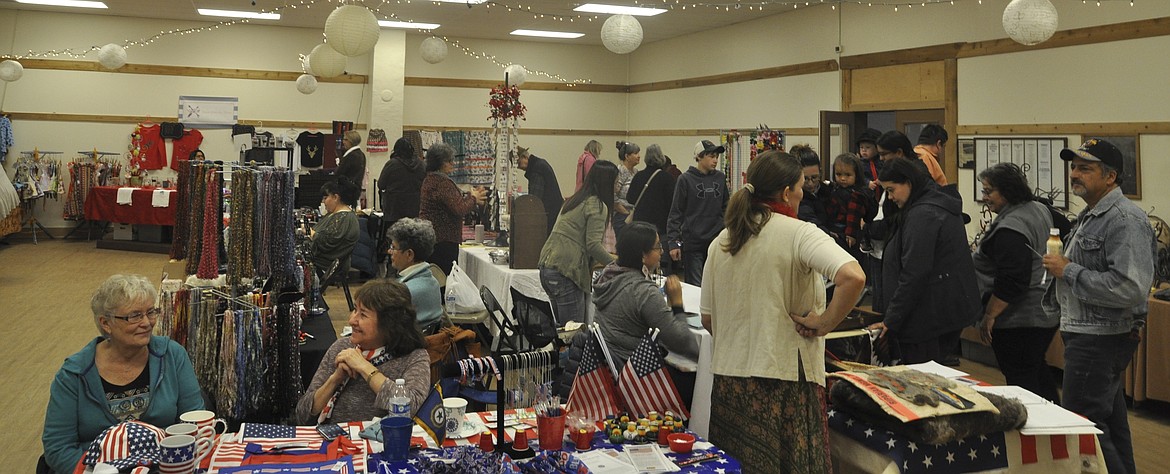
[1062,331,1140,474]
[681,247,709,286]
[539,267,587,326]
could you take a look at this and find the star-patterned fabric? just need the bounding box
[82,420,166,470]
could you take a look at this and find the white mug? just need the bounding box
[179,410,227,445]
[165,422,214,442]
[158,434,210,474]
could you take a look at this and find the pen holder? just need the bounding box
[536,414,566,451]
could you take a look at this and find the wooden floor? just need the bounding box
[3,237,1169,472]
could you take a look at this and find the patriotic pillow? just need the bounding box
[82,421,166,470]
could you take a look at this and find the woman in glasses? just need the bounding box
[42,274,203,474]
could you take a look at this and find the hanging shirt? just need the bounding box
[298,132,326,168]
[0,116,14,161]
[138,124,167,170]
[171,129,204,170]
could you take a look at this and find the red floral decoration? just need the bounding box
[488,85,526,122]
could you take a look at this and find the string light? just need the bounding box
[433,35,592,85]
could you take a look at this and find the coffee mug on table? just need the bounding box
[442,397,468,435]
[165,422,214,442]
[179,410,227,445]
[158,434,210,474]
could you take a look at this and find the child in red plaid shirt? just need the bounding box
[825,152,875,253]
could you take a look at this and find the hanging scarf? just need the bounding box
[753,197,797,218]
[318,346,394,423]
[196,167,220,279]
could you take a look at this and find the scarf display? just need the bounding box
[318,347,393,423]
[62,161,98,220]
[197,168,220,279]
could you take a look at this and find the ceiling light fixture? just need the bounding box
[573,3,666,16]
[14,0,107,8]
[197,9,280,20]
[510,29,585,39]
[379,20,441,29]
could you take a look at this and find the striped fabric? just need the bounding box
[208,423,369,473]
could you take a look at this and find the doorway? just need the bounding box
[818,109,946,181]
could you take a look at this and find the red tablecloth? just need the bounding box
[83,186,177,226]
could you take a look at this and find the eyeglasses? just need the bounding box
[107,307,161,324]
[878,150,896,157]
[980,188,995,196]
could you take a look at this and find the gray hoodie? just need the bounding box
[591,264,700,367]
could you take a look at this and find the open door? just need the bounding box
[819,111,868,179]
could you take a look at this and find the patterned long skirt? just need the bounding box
[709,374,831,473]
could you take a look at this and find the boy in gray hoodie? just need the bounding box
[667,140,730,285]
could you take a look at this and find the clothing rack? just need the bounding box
[12,151,62,243]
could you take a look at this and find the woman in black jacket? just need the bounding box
[378,138,426,273]
[871,158,979,364]
[626,144,678,273]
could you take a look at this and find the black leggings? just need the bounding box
[427,241,460,276]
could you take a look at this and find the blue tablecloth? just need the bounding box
[373,430,741,473]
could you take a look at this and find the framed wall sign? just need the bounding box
[974,137,1068,209]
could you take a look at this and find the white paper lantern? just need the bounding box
[296,74,318,94]
[98,43,127,70]
[601,14,643,54]
[301,54,316,76]
[380,89,395,102]
[504,64,527,87]
[0,59,24,82]
[419,37,448,64]
[324,5,380,57]
[308,44,347,78]
[1003,0,1058,46]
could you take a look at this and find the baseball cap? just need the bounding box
[693,140,725,158]
[855,128,881,147]
[1060,138,1124,173]
[83,421,167,470]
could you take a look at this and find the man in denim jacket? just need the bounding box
[1042,138,1156,474]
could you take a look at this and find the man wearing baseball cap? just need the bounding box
[666,140,729,285]
[1043,137,1156,474]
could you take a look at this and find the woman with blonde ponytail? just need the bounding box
[700,150,865,473]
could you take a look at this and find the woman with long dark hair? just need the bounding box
[973,163,1060,402]
[870,157,979,364]
[701,151,865,473]
[538,160,619,325]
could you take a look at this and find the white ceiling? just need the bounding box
[0,0,798,46]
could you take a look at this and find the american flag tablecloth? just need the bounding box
[207,423,371,473]
[828,408,1104,473]
[385,409,742,473]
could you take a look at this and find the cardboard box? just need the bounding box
[111,223,133,241]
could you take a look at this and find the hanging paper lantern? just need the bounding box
[97,43,127,70]
[0,59,24,82]
[324,5,380,57]
[420,37,448,64]
[380,89,394,102]
[1002,0,1058,46]
[296,74,318,95]
[504,64,527,87]
[308,44,347,78]
[601,14,643,54]
[301,54,316,76]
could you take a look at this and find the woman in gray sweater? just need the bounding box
[593,221,700,402]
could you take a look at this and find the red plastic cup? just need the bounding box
[573,428,594,451]
[536,414,566,451]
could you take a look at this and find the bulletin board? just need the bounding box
[974,138,1068,209]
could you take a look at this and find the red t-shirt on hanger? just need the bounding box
[171,129,204,170]
[138,124,167,170]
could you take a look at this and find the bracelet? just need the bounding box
[367,369,379,381]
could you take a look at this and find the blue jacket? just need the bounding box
[42,336,203,474]
[400,263,444,330]
[1044,187,1156,335]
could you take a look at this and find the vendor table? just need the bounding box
[828,408,1105,473]
[83,186,178,226]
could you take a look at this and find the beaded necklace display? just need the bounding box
[196,167,220,279]
[185,163,207,276]
[268,171,298,289]
[228,169,256,286]
[170,161,191,260]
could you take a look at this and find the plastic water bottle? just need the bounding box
[389,378,411,419]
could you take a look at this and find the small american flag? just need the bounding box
[566,329,622,421]
[210,424,369,473]
[240,423,320,440]
[617,332,690,419]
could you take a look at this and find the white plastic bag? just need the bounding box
[445,261,487,313]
